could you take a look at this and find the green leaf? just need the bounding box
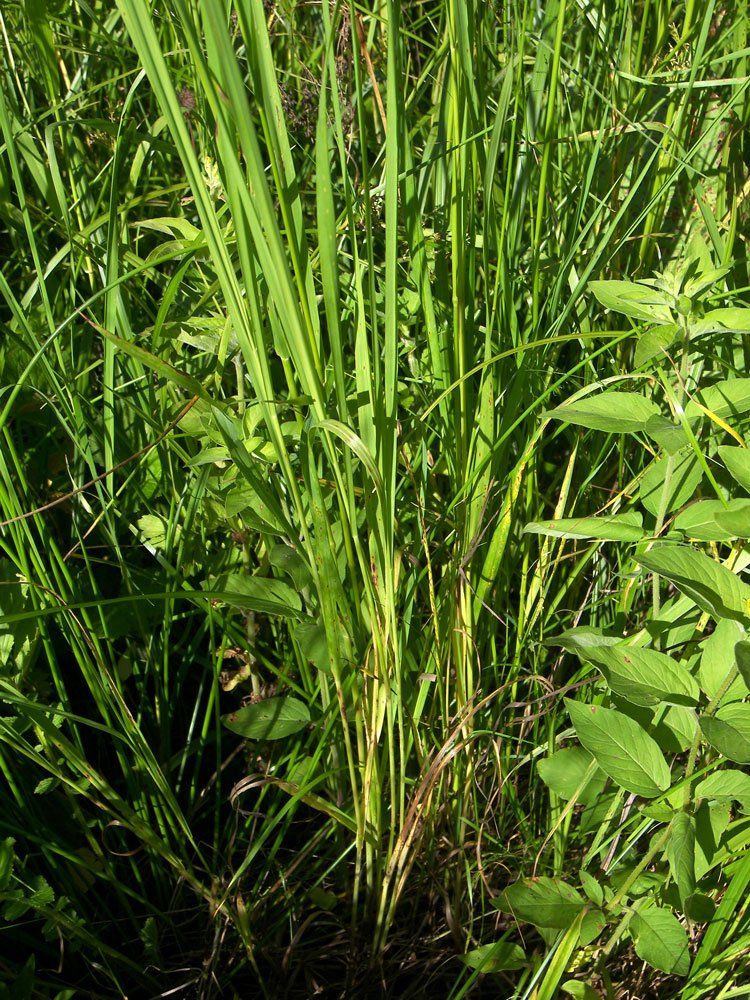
[136,514,181,551]
[695,770,750,811]
[579,908,607,947]
[652,706,698,753]
[537,747,601,801]
[713,502,750,539]
[225,481,287,533]
[637,545,750,623]
[644,413,689,454]
[639,450,703,518]
[589,280,673,323]
[495,877,586,929]
[686,380,750,422]
[631,908,690,976]
[695,801,732,881]
[293,622,331,673]
[736,641,750,692]
[579,870,604,907]
[269,544,312,590]
[634,325,679,368]
[543,627,622,653]
[694,307,750,333]
[700,704,750,763]
[668,813,696,904]
[561,981,604,1000]
[684,893,716,923]
[584,645,699,708]
[546,391,661,434]
[457,940,527,972]
[699,619,747,702]
[565,700,671,797]
[0,838,14,892]
[610,867,666,898]
[718,446,750,494]
[523,511,644,541]
[222,696,311,740]
[203,573,302,617]
[308,886,339,911]
[673,500,750,542]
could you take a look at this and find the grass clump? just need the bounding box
[1,0,750,997]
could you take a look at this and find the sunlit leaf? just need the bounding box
[546,391,660,434]
[566,700,671,797]
[630,907,690,976]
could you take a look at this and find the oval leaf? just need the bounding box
[537,747,602,802]
[686,379,750,421]
[699,619,747,703]
[631,907,690,976]
[639,450,703,518]
[294,622,331,673]
[718,446,750,494]
[736,641,750,693]
[645,413,690,454]
[269,545,312,590]
[673,499,750,542]
[584,646,699,707]
[589,280,673,323]
[203,573,302,616]
[543,627,622,653]
[637,546,750,623]
[695,769,750,810]
[667,812,696,904]
[566,700,671,797]
[714,499,750,539]
[523,511,644,541]
[496,877,585,929]
[546,391,660,434]
[222,697,311,740]
[700,704,750,763]
[457,940,526,972]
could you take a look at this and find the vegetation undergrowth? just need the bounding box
[1,0,749,997]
